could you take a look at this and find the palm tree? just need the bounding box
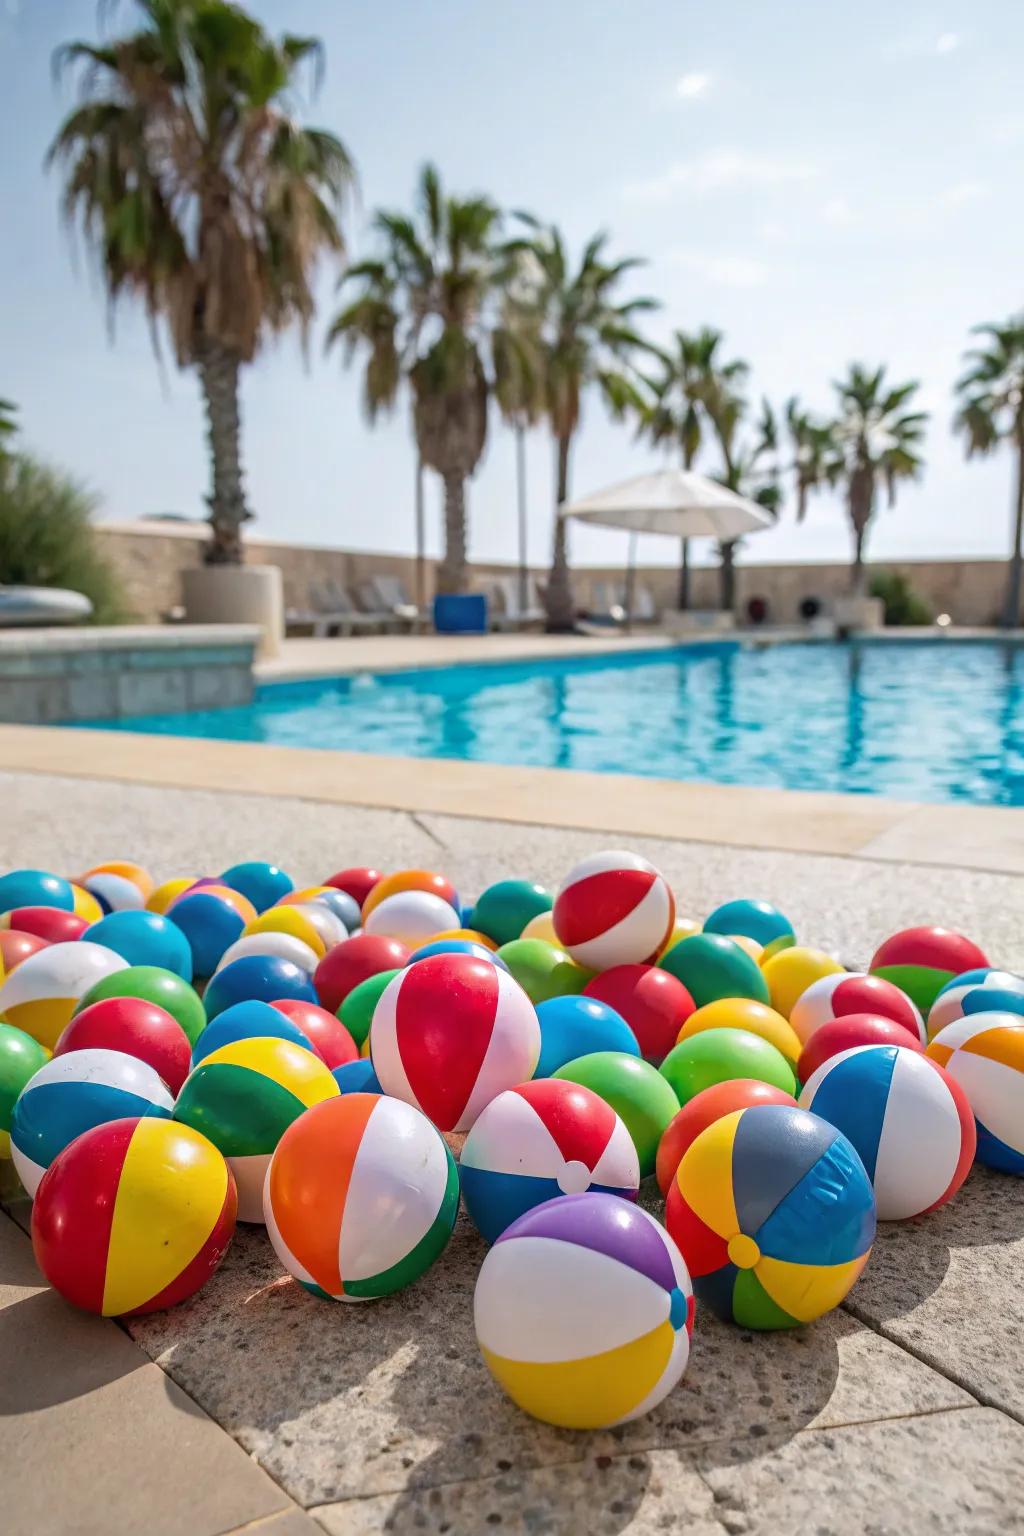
[506,220,658,631]
[829,365,927,592]
[0,400,16,465]
[706,394,781,610]
[784,397,837,521]
[493,281,545,611]
[641,327,747,608]
[49,0,354,563]
[327,165,501,594]
[954,319,1024,627]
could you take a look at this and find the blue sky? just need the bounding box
[2,0,1023,571]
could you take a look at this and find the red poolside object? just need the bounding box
[56,996,192,1095]
[584,963,695,1065]
[3,907,88,944]
[797,1013,923,1086]
[270,998,358,1070]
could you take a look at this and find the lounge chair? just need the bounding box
[585,581,627,626]
[286,580,390,638]
[362,575,423,632]
[488,575,546,631]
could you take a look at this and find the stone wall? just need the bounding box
[92,521,1011,628]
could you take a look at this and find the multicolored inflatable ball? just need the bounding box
[583,963,695,1065]
[494,938,592,1005]
[0,941,129,1050]
[264,1093,458,1300]
[675,998,801,1071]
[0,868,75,916]
[659,1027,797,1108]
[655,1078,798,1196]
[474,1192,694,1428]
[0,930,48,978]
[84,910,194,981]
[460,1079,640,1243]
[174,1036,338,1221]
[363,890,461,946]
[870,926,990,1015]
[666,1104,876,1328]
[215,931,320,977]
[658,933,770,1009]
[927,1013,1024,1175]
[220,860,294,913]
[75,965,207,1048]
[797,1014,922,1086]
[362,868,459,918]
[470,880,554,948]
[190,999,325,1067]
[799,1044,975,1219]
[927,969,1024,1040]
[760,946,844,1020]
[10,1047,174,1197]
[314,934,411,1014]
[56,996,192,1095]
[553,850,675,970]
[703,899,795,958]
[791,971,925,1046]
[552,1051,680,1177]
[0,1021,49,1158]
[370,953,540,1132]
[77,861,153,913]
[409,938,507,968]
[534,995,639,1078]
[203,954,317,1021]
[32,1117,236,1315]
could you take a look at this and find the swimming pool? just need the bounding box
[83,640,1024,807]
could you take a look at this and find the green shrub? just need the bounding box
[0,453,127,623]
[869,569,933,626]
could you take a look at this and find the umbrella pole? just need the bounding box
[624,531,637,635]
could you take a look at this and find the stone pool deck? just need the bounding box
[1,754,1024,1534]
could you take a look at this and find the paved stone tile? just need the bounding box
[845,1164,1024,1421]
[126,1202,970,1510]
[0,1212,295,1536]
[223,1512,325,1536]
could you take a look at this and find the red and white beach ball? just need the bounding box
[790,971,924,1046]
[552,851,675,971]
[369,953,541,1132]
[799,1043,975,1220]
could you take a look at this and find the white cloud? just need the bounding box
[669,249,768,288]
[935,31,960,54]
[624,149,817,203]
[821,195,856,227]
[675,71,712,100]
[936,180,989,208]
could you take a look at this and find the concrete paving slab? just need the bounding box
[0,1212,298,1536]
[845,1165,1024,1422]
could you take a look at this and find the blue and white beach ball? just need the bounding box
[927,969,1024,1040]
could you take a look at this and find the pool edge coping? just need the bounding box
[2,723,1023,876]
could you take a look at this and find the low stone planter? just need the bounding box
[0,625,260,725]
[181,565,284,658]
[833,595,885,632]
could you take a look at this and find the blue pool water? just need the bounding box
[84,640,1024,806]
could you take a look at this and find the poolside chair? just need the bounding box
[286,580,390,638]
[362,574,423,632]
[487,575,546,631]
[585,581,627,626]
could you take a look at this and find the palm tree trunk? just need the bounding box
[414,455,426,612]
[719,540,735,612]
[515,424,529,612]
[545,434,575,632]
[678,538,691,610]
[437,471,467,595]
[197,337,249,566]
[1003,432,1024,628]
[851,522,868,595]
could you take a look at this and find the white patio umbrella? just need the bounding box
[560,468,775,626]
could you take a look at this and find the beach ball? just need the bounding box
[871,926,990,1015]
[0,869,74,916]
[659,934,770,1009]
[56,996,192,1095]
[760,947,844,1020]
[146,877,196,915]
[798,1014,923,1086]
[84,910,194,981]
[191,999,325,1068]
[245,906,331,959]
[292,886,361,932]
[495,938,592,1004]
[32,1117,236,1315]
[927,969,1024,1040]
[553,851,675,970]
[363,868,458,919]
[410,938,508,968]
[203,954,317,1021]
[521,910,559,946]
[791,971,924,1046]
[667,1104,875,1328]
[552,1051,679,1177]
[325,867,384,908]
[660,1028,797,1108]
[216,932,320,978]
[69,883,105,923]
[314,935,411,1013]
[704,899,795,958]
[927,1013,1024,1174]
[270,998,357,1071]
[264,1093,458,1299]
[78,861,153,913]
[174,1036,338,1222]
[11,1047,173,1197]
[282,900,348,951]
[338,968,401,1049]
[75,965,207,1047]
[475,1193,693,1428]
[800,1044,975,1219]
[362,890,460,947]
[370,954,540,1132]
[658,917,702,958]
[583,964,694,1065]
[656,1078,798,1196]
[0,941,128,1050]
[0,907,87,944]
[0,1022,49,1157]
[470,880,553,948]
[167,887,256,978]
[220,860,293,913]
[461,1079,640,1244]
[332,1059,382,1095]
[676,999,801,1072]
[0,930,48,977]
[534,995,640,1078]
[428,927,499,951]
